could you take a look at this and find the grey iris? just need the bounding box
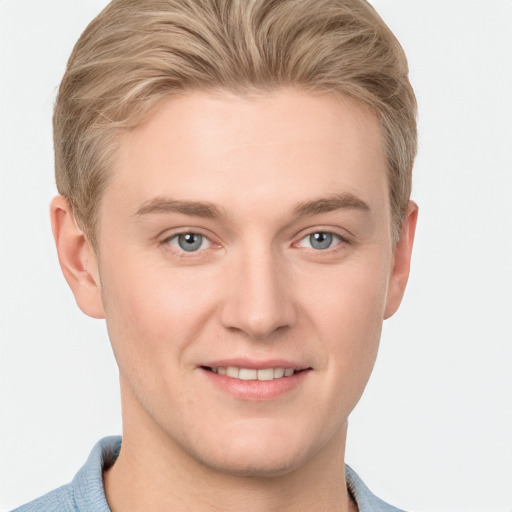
[310,232,332,250]
[178,233,203,251]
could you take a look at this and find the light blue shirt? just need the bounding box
[12,436,406,512]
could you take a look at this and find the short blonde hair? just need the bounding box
[54,0,417,245]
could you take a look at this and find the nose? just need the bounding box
[219,249,297,339]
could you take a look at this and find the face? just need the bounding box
[78,89,414,476]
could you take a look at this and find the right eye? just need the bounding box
[166,233,211,252]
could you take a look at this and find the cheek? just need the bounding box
[99,257,214,375]
[301,255,390,337]
[301,258,390,397]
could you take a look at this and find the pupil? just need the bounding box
[178,233,202,251]
[310,232,332,250]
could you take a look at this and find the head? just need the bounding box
[51,0,418,479]
[54,0,416,247]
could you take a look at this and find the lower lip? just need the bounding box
[200,368,310,401]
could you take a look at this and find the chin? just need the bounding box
[185,426,315,479]
[199,448,305,478]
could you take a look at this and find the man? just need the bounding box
[14,0,417,510]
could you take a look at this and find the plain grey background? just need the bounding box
[1,1,511,511]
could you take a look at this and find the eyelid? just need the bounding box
[297,232,340,247]
[167,233,211,251]
[159,228,220,256]
[295,226,351,242]
[160,226,214,242]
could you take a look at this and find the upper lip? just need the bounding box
[200,358,310,371]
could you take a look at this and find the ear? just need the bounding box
[50,195,105,319]
[384,201,418,319]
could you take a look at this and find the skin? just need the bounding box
[51,89,417,512]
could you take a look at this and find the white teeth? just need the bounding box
[239,368,257,380]
[274,368,285,379]
[226,367,239,378]
[257,368,274,381]
[212,366,296,380]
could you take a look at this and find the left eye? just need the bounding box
[168,233,211,252]
[298,232,342,250]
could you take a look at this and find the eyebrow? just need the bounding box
[134,197,227,219]
[292,193,370,217]
[133,192,369,220]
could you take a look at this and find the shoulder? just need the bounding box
[346,465,408,512]
[10,484,77,512]
[10,436,121,512]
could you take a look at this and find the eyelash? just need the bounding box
[161,229,351,257]
[294,231,350,252]
[161,231,214,258]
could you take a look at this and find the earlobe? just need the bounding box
[384,201,418,319]
[50,195,105,319]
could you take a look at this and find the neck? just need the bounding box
[104,391,357,512]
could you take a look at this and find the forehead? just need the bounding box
[107,88,388,221]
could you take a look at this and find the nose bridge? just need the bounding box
[220,243,296,339]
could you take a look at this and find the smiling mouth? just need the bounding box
[201,366,309,381]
